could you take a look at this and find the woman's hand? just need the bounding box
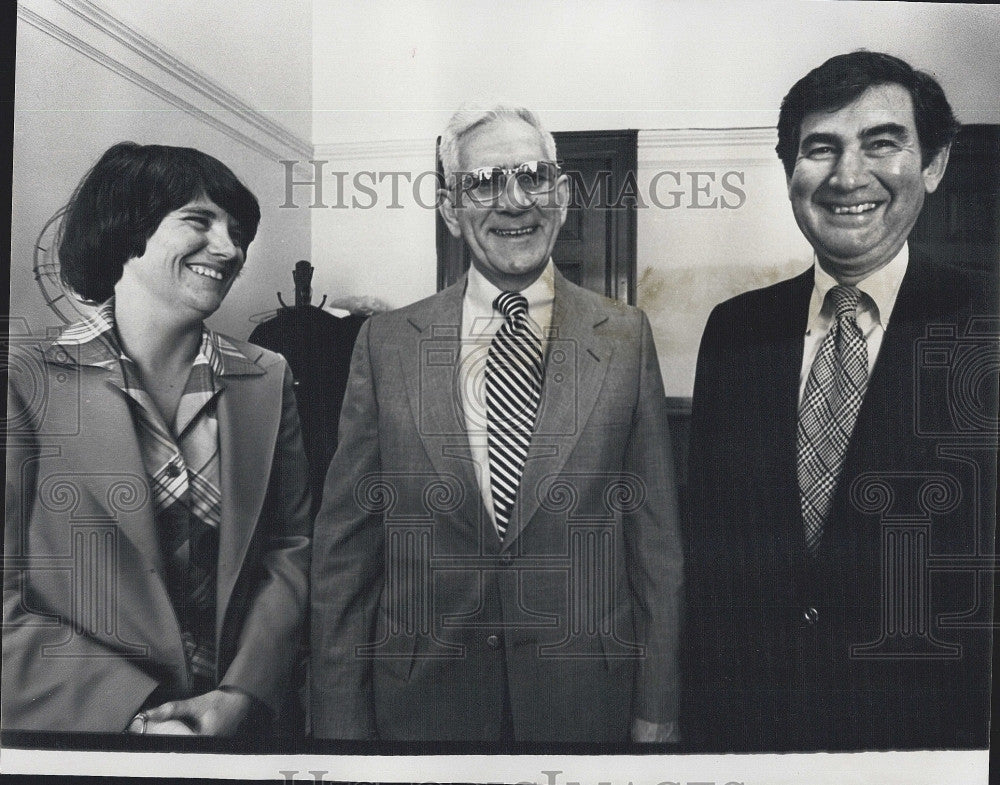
[141,689,252,736]
[145,719,197,734]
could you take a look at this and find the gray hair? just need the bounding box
[438,104,558,180]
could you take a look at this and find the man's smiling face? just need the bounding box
[440,117,568,291]
[788,82,949,284]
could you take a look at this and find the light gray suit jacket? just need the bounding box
[3,333,311,732]
[311,271,683,742]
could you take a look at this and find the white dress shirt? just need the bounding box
[798,244,910,401]
[459,260,555,524]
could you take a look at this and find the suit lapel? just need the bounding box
[504,274,612,547]
[215,361,276,639]
[396,279,485,529]
[762,270,814,555]
[832,254,952,534]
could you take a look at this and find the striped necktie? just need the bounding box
[797,284,868,555]
[486,291,543,540]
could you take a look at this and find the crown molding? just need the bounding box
[312,129,779,166]
[17,0,313,161]
[639,127,778,149]
[639,127,779,166]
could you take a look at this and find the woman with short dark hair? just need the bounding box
[4,142,311,737]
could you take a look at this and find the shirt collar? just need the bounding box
[465,259,556,318]
[45,298,258,377]
[810,243,909,328]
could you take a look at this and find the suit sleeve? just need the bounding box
[219,361,312,717]
[3,366,158,732]
[310,319,384,739]
[624,312,684,725]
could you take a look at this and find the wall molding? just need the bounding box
[314,128,779,167]
[640,127,778,149]
[639,127,779,167]
[17,0,312,161]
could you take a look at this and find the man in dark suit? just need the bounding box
[684,51,997,751]
[310,105,683,743]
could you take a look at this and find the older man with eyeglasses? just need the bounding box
[310,105,683,745]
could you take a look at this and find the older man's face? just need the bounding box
[441,117,568,291]
[787,83,949,284]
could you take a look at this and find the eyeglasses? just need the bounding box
[456,160,562,205]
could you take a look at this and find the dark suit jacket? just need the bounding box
[3,333,312,733]
[683,251,997,752]
[310,271,684,742]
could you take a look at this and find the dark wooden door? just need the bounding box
[910,124,1000,272]
[437,130,638,304]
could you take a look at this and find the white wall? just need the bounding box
[636,129,809,396]
[311,0,1000,141]
[309,0,1000,396]
[305,142,440,313]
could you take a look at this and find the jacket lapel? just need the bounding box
[504,274,612,547]
[214,353,275,639]
[40,343,169,579]
[759,269,814,556]
[38,349,186,670]
[396,279,485,530]
[831,253,954,538]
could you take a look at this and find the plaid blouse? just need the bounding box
[50,300,253,687]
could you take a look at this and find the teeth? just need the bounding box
[188,264,224,280]
[493,227,536,237]
[831,202,877,215]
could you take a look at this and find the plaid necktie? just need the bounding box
[486,291,543,540]
[797,285,868,555]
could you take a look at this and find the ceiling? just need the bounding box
[99,0,313,144]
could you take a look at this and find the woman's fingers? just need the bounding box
[143,700,183,722]
[145,718,196,735]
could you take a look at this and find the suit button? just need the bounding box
[165,462,182,478]
[486,634,500,649]
[803,606,819,625]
